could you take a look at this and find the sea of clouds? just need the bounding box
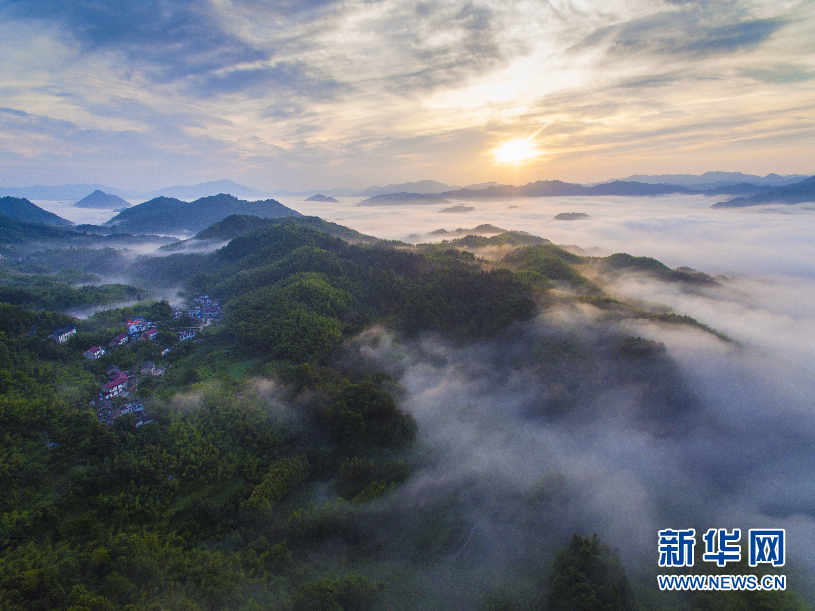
[285,194,815,579]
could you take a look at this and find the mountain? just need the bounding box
[139,179,267,201]
[190,214,381,244]
[74,190,131,209]
[586,181,694,196]
[0,215,75,244]
[555,212,590,220]
[357,192,450,206]
[355,180,461,197]
[0,184,128,201]
[105,193,302,234]
[0,196,72,225]
[711,175,815,208]
[463,181,505,190]
[430,224,507,236]
[440,180,693,199]
[619,172,808,189]
[698,183,775,196]
[0,214,176,248]
[306,194,339,203]
[439,205,475,213]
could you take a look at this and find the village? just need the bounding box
[47,295,222,428]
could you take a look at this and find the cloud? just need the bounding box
[321,197,815,585]
[0,0,270,83]
[0,0,813,189]
[676,18,787,55]
[347,301,815,575]
[576,4,789,60]
[740,64,815,84]
[187,60,344,99]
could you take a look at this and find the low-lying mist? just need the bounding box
[273,194,815,590]
[281,193,815,278]
[42,192,815,593]
[334,292,815,603]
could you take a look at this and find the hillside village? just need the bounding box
[47,296,222,429]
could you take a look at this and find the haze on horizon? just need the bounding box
[1,0,814,192]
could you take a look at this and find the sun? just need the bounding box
[492,138,542,164]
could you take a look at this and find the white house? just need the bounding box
[49,326,76,344]
[83,346,105,360]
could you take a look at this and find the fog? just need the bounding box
[276,193,815,585]
[32,191,815,588]
[32,199,130,226]
[280,193,815,278]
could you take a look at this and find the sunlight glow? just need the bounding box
[492,138,542,164]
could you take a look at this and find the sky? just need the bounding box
[1,0,814,191]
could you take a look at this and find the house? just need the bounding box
[161,347,172,356]
[101,376,127,398]
[126,316,148,335]
[105,364,120,378]
[49,326,76,344]
[143,328,158,341]
[109,333,129,347]
[110,371,128,383]
[120,401,144,415]
[83,346,105,360]
[202,305,222,319]
[178,329,196,341]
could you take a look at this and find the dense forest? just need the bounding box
[0,211,807,610]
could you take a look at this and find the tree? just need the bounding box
[547,534,632,611]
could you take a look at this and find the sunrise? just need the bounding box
[0,0,813,189]
[1,1,815,610]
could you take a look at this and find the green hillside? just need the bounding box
[0,215,801,611]
[105,194,302,234]
[0,197,72,226]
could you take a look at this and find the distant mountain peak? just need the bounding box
[104,193,301,234]
[140,180,267,201]
[306,194,339,202]
[712,175,815,208]
[618,172,807,188]
[74,190,131,209]
[355,180,461,197]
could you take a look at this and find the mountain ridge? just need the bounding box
[712,175,815,208]
[105,193,302,234]
[74,190,131,209]
[0,196,73,225]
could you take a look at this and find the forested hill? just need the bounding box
[74,190,131,209]
[135,220,538,357]
[0,196,72,225]
[0,214,77,244]
[0,212,804,611]
[0,215,178,250]
[105,193,301,234]
[191,214,382,244]
[712,175,815,207]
